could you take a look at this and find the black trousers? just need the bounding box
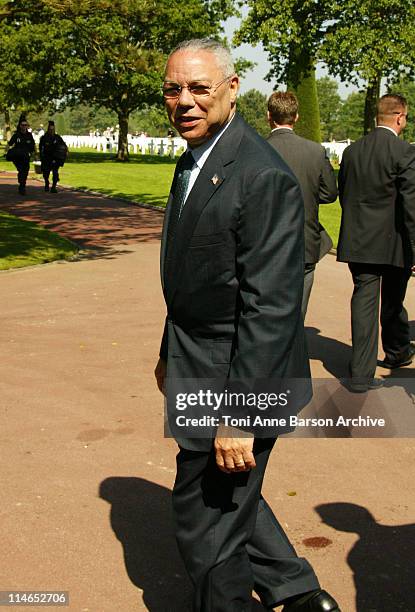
[172,439,319,611]
[14,159,30,186]
[42,160,60,185]
[348,262,411,379]
[302,263,316,319]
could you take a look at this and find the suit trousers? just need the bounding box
[348,263,411,379]
[172,439,319,611]
[302,263,316,319]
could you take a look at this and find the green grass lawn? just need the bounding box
[0,211,78,270]
[319,201,341,248]
[63,149,177,207]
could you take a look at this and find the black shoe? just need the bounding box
[282,589,340,611]
[50,185,57,193]
[346,378,384,393]
[378,343,415,369]
[18,185,26,195]
[44,183,49,192]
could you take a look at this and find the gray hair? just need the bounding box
[169,38,235,77]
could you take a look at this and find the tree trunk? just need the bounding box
[363,75,381,134]
[117,111,129,161]
[286,44,321,143]
[4,109,11,142]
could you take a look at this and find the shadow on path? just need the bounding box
[99,477,267,611]
[0,176,163,255]
[306,326,351,378]
[316,502,415,611]
[100,477,192,611]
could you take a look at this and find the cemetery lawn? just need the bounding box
[319,201,342,248]
[62,150,177,207]
[0,211,78,270]
[0,149,176,208]
[0,148,342,245]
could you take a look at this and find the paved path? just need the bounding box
[1,174,414,611]
[0,173,164,252]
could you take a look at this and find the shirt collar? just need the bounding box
[188,113,235,169]
[376,125,398,137]
[271,126,294,132]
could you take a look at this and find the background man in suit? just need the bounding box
[267,92,338,317]
[337,93,415,392]
[154,39,340,612]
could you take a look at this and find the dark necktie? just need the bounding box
[173,150,194,218]
[166,151,194,257]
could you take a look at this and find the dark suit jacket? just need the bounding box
[337,127,415,268]
[159,114,311,450]
[267,128,338,263]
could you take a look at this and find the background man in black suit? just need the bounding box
[154,39,340,612]
[267,92,338,317]
[337,93,415,392]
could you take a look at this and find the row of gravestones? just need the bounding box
[62,134,187,157]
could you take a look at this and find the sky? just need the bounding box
[223,14,358,99]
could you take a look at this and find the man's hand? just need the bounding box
[154,358,167,394]
[214,423,256,473]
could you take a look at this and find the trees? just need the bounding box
[130,105,171,137]
[0,1,84,138]
[236,89,269,137]
[321,0,415,133]
[235,0,415,140]
[388,77,415,143]
[234,1,338,142]
[43,0,234,159]
[333,91,366,141]
[315,81,366,142]
[316,77,342,141]
[1,0,234,156]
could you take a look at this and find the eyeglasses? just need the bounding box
[162,75,233,99]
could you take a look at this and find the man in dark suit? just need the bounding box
[267,92,338,317]
[154,39,340,611]
[337,93,415,392]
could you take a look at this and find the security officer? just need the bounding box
[7,116,35,195]
[39,121,68,193]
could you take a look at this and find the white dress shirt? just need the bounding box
[376,125,398,136]
[182,114,235,205]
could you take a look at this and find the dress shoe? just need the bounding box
[346,364,384,393]
[18,185,26,195]
[282,588,340,611]
[378,343,415,369]
[346,378,384,393]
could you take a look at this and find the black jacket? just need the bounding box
[39,133,67,164]
[337,127,415,268]
[267,128,338,264]
[160,114,311,450]
[8,130,35,157]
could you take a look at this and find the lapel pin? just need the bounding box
[211,174,220,185]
